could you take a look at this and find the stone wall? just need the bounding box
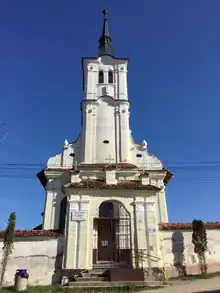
[0,236,64,286]
[160,227,220,278]
[3,224,220,285]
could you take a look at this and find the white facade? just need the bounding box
[48,54,163,170]
[38,9,172,276]
[2,11,220,286]
[43,51,169,231]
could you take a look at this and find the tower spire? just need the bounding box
[98,9,114,57]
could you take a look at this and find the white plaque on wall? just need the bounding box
[71,211,86,221]
[146,203,155,212]
[148,228,156,236]
[70,202,78,210]
[136,203,144,212]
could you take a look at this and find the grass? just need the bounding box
[0,284,163,293]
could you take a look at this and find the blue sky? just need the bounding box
[0,0,220,230]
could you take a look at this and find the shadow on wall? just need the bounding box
[51,236,64,284]
[59,197,67,232]
[172,231,187,276]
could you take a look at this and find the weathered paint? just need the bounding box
[160,229,220,278]
[0,237,64,286]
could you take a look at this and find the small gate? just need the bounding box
[93,201,132,268]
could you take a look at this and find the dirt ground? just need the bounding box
[145,276,220,293]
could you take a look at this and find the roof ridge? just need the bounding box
[0,229,63,238]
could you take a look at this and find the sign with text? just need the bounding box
[71,211,86,221]
[148,228,156,236]
[146,203,155,212]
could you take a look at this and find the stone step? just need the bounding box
[74,270,89,277]
[86,269,108,277]
[82,272,104,277]
[67,281,163,288]
[90,269,108,274]
[75,276,106,282]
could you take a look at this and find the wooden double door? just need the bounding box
[93,201,132,266]
[94,217,132,265]
[97,217,118,262]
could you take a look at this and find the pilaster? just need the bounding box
[43,187,53,229]
[78,197,90,268]
[43,179,62,230]
[144,200,160,268]
[133,198,147,263]
[105,169,117,184]
[119,104,130,162]
[132,197,160,269]
[64,199,76,268]
[157,187,168,223]
[64,194,90,269]
[86,202,94,270]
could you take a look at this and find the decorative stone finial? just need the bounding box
[64,139,69,147]
[141,140,148,150]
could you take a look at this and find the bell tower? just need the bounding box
[81,10,131,164]
[38,10,172,270]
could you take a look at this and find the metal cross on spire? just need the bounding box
[105,154,114,167]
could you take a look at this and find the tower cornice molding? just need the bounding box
[80,96,130,109]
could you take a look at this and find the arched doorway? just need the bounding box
[93,200,132,268]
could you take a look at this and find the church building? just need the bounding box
[37,9,172,282]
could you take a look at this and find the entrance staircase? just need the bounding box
[68,269,109,287]
[65,268,163,288]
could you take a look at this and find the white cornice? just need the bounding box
[44,169,70,180]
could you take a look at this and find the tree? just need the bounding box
[0,212,16,287]
[192,219,208,276]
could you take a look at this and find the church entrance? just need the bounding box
[93,200,132,268]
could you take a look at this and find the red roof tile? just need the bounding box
[0,229,62,238]
[159,222,220,230]
[65,179,161,190]
[38,165,173,188]
[79,163,137,169]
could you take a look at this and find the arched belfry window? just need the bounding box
[108,70,113,84]
[98,70,104,84]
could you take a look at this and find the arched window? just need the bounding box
[98,70,104,84]
[108,70,113,84]
[99,201,114,218]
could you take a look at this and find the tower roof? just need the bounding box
[98,9,114,57]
